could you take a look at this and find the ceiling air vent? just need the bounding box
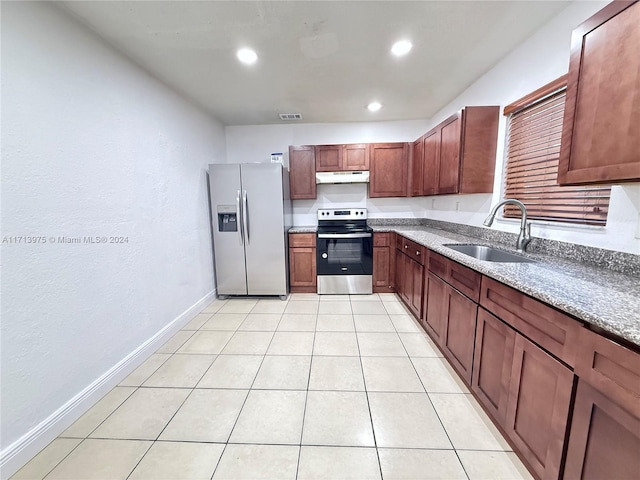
[279,113,303,121]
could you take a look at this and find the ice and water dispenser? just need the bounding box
[217,205,238,232]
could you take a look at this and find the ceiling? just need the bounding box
[58,1,571,126]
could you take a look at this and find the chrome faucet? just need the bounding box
[483,199,532,252]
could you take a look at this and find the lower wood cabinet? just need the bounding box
[373,233,395,293]
[423,271,477,384]
[472,308,515,425]
[422,272,447,345]
[288,233,316,293]
[505,334,575,480]
[394,235,424,318]
[563,328,640,480]
[441,286,478,384]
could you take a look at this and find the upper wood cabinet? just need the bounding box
[289,146,316,200]
[408,136,424,197]
[421,106,499,196]
[343,144,369,171]
[315,144,369,172]
[558,0,640,185]
[315,145,342,172]
[369,143,410,198]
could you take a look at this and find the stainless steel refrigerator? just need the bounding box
[208,163,292,298]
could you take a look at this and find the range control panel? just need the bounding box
[317,208,368,220]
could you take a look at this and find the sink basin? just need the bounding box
[443,244,534,263]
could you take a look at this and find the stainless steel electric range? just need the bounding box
[316,208,373,295]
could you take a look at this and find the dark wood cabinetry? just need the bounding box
[472,308,516,425]
[422,251,480,384]
[289,146,316,200]
[288,233,316,293]
[408,136,424,197]
[315,145,342,172]
[343,144,369,171]
[505,334,575,480]
[419,106,499,196]
[369,143,410,198]
[558,0,640,185]
[315,143,369,172]
[373,233,395,293]
[394,235,424,318]
[564,328,640,479]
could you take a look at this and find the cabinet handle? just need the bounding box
[404,245,408,249]
[416,251,421,255]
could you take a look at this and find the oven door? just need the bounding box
[316,232,373,276]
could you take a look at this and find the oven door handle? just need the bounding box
[317,233,372,239]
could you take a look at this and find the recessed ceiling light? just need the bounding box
[368,102,382,112]
[391,40,412,57]
[236,48,258,65]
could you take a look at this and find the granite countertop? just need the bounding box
[372,225,640,347]
[289,226,317,233]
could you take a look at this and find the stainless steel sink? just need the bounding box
[443,244,534,263]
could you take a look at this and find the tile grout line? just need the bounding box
[351,297,385,480]
[294,300,319,480]
[210,297,288,479]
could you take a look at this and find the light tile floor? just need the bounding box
[12,293,533,480]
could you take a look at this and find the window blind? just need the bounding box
[504,87,610,225]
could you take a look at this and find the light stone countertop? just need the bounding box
[374,225,640,347]
[288,226,317,233]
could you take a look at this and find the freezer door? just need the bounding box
[240,163,288,295]
[209,164,247,295]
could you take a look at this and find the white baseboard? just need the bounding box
[0,289,216,480]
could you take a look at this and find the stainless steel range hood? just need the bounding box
[315,171,370,184]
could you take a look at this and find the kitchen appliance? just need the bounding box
[316,208,373,294]
[208,163,292,298]
[315,171,370,184]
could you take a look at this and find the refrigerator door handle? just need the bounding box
[236,190,244,245]
[243,190,250,245]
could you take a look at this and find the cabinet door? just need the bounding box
[373,246,390,291]
[564,381,640,480]
[409,136,424,197]
[472,308,515,425]
[422,129,440,196]
[558,1,640,185]
[409,260,424,319]
[505,335,575,480]
[343,144,369,171]
[289,146,316,200]
[289,247,316,289]
[315,145,343,172]
[395,248,405,300]
[423,272,447,344]
[369,143,409,198]
[401,254,413,306]
[437,115,462,195]
[442,287,477,385]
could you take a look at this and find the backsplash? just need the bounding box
[368,218,640,276]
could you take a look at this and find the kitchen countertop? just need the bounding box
[373,225,640,347]
[288,226,317,233]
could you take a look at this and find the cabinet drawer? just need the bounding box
[396,235,425,265]
[428,250,449,280]
[448,258,481,302]
[575,327,640,418]
[374,232,392,247]
[480,276,581,367]
[289,233,316,248]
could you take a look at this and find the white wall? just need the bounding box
[225,0,640,254]
[0,0,225,460]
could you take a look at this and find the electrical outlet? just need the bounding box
[455,201,460,212]
[431,199,436,209]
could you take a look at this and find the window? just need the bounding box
[503,76,610,225]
